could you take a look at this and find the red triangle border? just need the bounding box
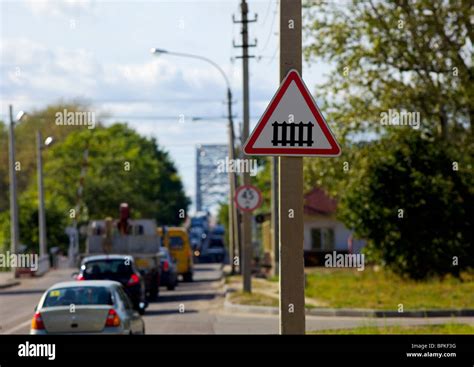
[243,70,341,156]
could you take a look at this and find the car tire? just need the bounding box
[148,279,159,301]
[183,272,193,282]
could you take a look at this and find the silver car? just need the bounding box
[30,280,145,335]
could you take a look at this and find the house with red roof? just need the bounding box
[303,187,366,266]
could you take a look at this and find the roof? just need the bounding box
[47,280,122,289]
[304,187,337,216]
[81,254,134,264]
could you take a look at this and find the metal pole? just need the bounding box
[196,146,201,212]
[279,0,305,334]
[226,88,236,274]
[8,105,20,267]
[36,131,47,259]
[240,0,252,293]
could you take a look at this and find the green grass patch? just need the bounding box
[229,291,279,307]
[305,268,474,310]
[311,323,474,334]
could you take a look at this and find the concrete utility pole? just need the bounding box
[234,0,257,293]
[226,88,240,274]
[279,0,306,334]
[36,131,47,260]
[8,105,20,265]
[271,157,279,277]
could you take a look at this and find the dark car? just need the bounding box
[77,255,147,314]
[159,247,178,291]
[205,237,226,263]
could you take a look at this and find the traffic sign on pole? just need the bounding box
[234,185,262,212]
[243,69,340,157]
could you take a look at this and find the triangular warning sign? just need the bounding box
[243,69,341,157]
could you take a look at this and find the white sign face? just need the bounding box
[234,185,262,212]
[243,69,341,157]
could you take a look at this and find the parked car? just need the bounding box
[30,280,145,334]
[157,227,193,282]
[76,255,147,314]
[158,247,178,290]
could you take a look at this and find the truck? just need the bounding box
[84,203,162,300]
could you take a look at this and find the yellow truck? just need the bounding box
[157,227,193,282]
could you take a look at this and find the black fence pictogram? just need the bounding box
[271,121,314,147]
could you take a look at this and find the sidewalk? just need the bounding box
[0,271,20,289]
[0,256,71,289]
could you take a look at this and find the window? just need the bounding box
[169,236,184,249]
[311,228,335,251]
[84,259,133,279]
[116,287,134,310]
[43,287,113,307]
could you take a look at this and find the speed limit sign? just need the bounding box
[234,185,263,212]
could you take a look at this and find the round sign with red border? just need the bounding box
[234,185,263,212]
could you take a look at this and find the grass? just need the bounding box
[311,323,474,335]
[304,268,474,310]
[228,290,279,307]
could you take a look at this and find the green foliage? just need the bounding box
[0,191,69,253]
[44,123,189,225]
[304,0,473,139]
[338,131,473,279]
[217,202,229,247]
[0,104,189,254]
[303,1,473,279]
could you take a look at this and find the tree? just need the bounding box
[43,123,189,226]
[338,131,473,279]
[0,105,189,254]
[302,1,473,278]
[304,0,472,140]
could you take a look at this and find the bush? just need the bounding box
[339,131,473,279]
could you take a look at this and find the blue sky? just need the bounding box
[0,0,331,211]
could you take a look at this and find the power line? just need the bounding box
[258,0,278,54]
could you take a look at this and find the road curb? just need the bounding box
[223,287,474,318]
[0,280,20,290]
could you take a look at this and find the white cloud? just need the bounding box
[26,0,96,18]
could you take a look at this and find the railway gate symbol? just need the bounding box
[271,121,313,147]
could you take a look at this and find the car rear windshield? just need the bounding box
[43,286,113,307]
[209,239,224,248]
[169,236,184,249]
[83,259,133,277]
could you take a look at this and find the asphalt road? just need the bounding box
[1,263,473,334]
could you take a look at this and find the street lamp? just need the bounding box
[150,48,241,274]
[8,106,27,277]
[37,132,54,274]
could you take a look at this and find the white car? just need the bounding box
[30,280,145,334]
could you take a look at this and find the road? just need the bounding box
[1,263,473,334]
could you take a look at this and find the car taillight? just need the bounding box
[127,273,140,286]
[76,274,84,281]
[105,309,121,327]
[163,260,169,272]
[31,312,45,330]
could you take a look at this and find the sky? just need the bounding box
[0,0,331,211]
